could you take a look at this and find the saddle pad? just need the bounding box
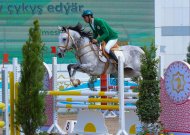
[99,53,108,63]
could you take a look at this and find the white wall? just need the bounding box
[155,0,190,77]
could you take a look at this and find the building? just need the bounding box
[155,0,190,76]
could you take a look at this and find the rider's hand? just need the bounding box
[92,39,98,44]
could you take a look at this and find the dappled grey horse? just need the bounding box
[57,24,144,86]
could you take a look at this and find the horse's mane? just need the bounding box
[65,23,93,39]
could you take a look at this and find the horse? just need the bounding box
[57,23,144,87]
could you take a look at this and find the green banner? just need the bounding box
[0,0,154,63]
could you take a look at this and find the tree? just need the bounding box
[136,43,160,133]
[15,19,46,135]
[187,43,190,64]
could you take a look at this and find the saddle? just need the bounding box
[98,41,119,74]
[99,41,119,63]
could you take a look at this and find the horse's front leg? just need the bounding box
[67,64,78,87]
[67,63,94,87]
[67,64,76,79]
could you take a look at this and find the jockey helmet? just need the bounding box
[82,10,93,17]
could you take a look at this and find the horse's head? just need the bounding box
[57,26,75,58]
[57,23,92,58]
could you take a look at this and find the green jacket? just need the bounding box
[89,18,118,43]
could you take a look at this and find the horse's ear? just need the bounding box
[58,26,67,32]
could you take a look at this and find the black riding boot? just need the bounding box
[109,51,118,63]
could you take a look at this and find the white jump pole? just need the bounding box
[13,58,19,83]
[12,58,19,134]
[117,56,128,135]
[2,68,9,135]
[47,57,66,135]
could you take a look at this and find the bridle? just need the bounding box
[58,29,78,51]
[58,28,99,62]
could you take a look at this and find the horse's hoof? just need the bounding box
[72,79,81,87]
[76,79,81,85]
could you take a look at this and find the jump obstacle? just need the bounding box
[1,57,138,135]
[2,56,190,135]
[45,57,138,135]
[0,58,21,135]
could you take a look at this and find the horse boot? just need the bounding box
[109,50,118,64]
[109,50,118,69]
[109,50,118,70]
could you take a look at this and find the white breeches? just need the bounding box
[104,39,118,53]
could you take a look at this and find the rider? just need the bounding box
[82,10,118,63]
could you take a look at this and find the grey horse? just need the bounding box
[57,24,144,86]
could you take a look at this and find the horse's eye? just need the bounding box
[62,38,66,42]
